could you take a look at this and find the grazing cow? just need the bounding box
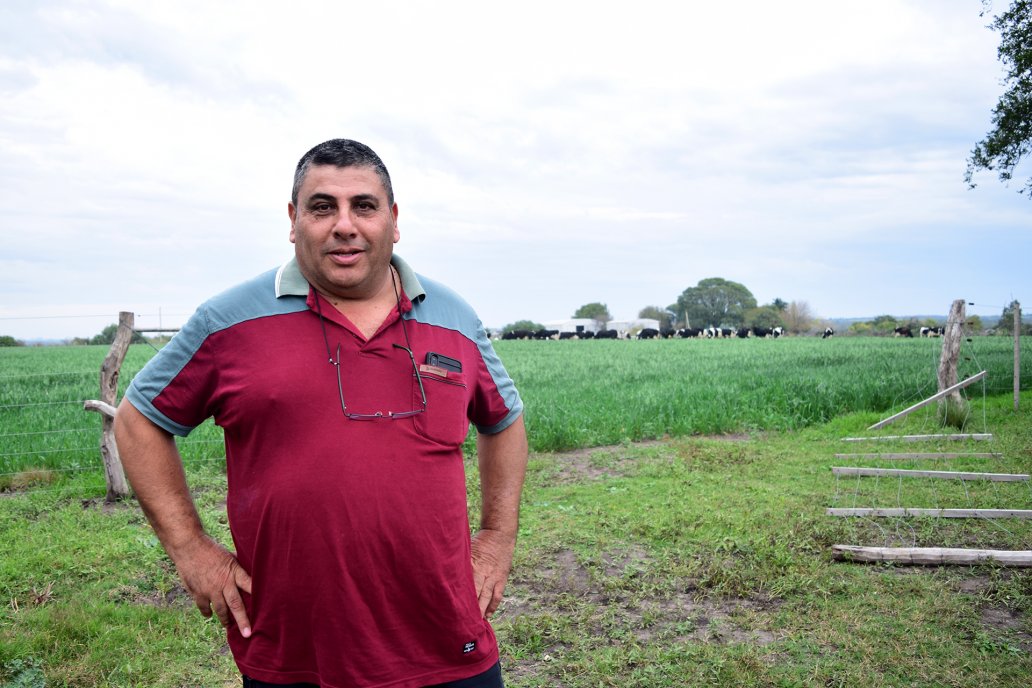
[558,331,578,340]
[502,329,534,340]
[596,329,619,339]
[822,327,834,339]
[579,330,595,339]
[660,328,677,338]
[736,327,751,338]
[679,327,704,338]
[894,326,913,338]
[637,328,660,339]
[752,326,772,338]
[772,326,784,338]
[920,326,944,337]
[533,329,559,340]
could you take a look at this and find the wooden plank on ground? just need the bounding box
[833,452,1002,460]
[831,467,1029,482]
[842,434,993,442]
[832,545,1032,567]
[827,508,1032,519]
[867,371,988,430]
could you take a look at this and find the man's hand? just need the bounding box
[175,536,253,637]
[471,528,516,618]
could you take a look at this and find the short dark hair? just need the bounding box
[291,139,394,207]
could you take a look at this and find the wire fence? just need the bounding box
[1,315,1028,498]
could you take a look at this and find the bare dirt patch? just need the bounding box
[980,605,1032,653]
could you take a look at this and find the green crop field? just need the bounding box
[1,335,1028,476]
[2,336,1031,686]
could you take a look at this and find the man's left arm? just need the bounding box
[471,414,528,618]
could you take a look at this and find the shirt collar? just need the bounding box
[275,254,425,303]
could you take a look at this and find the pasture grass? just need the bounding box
[2,393,1030,686]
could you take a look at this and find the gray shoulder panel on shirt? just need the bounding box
[125,268,308,436]
[407,274,523,432]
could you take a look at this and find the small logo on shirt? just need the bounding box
[462,641,476,654]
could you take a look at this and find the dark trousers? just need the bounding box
[242,660,504,688]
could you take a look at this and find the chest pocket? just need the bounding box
[415,369,470,447]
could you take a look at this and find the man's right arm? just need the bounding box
[114,399,253,638]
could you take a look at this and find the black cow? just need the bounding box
[558,331,578,340]
[637,328,660,339]
[660,328,677,338]
[596,329,619,339]
[533,329,559,340]
[894,326,913,338]
[736,327,751,338]
[502,329,534,340]
[752,326,771,338]
[579,331,595,339]
[679,327,704,338]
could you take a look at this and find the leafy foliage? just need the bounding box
[637,306,674,330]
[0,335,24,347]
[572,302,611,324]
[996,299,1032,334]
[88,324,148,346]
[502,320,544,334]
[966,0,1032,197]
[670,277,757,328]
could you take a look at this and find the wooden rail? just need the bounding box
[833,545,1032,566]
[827,508,1032,519]
[831,467,1028,482]
[867,371,987,430]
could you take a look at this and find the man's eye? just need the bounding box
[312,204,333,213]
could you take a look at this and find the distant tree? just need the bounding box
[502,320,544,334]
[673,278,757,328]
[638,306,674,330]
[770,298,789,312]
[744,306,784,330]
[966,0,1032,198]
[573,302,611,327]
[0,335,24,347]
[781,301,814,334]
[89,324,146,346]
[995,300,1031,334]
[967,314,985,333]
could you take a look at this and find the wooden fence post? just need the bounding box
[83,311,133,502]
[1016,301,1022,411]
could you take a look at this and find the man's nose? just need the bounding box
[331,212,358,237]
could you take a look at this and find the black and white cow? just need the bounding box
[894,326,914,338]
[502,329,534,340]
[920,326,944,337]
[772,326,784,338]
[679,327,704,338]
[822,327,834,339]
[637,328,660,339]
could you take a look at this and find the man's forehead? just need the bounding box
[301,164,387,197]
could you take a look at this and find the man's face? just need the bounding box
[288,164,400,302]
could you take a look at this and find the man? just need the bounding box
[114,139,528,687]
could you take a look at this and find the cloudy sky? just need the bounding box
[1,0,1029,340]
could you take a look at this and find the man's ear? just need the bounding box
[288,203,297,243]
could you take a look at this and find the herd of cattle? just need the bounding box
[498,324,946,340]
[893,326,946,338]
[499,325,830,340]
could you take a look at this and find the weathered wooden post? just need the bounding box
[937,299,967,427]
[83,311,133,501]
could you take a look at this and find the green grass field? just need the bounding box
[1,337,1030,686]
